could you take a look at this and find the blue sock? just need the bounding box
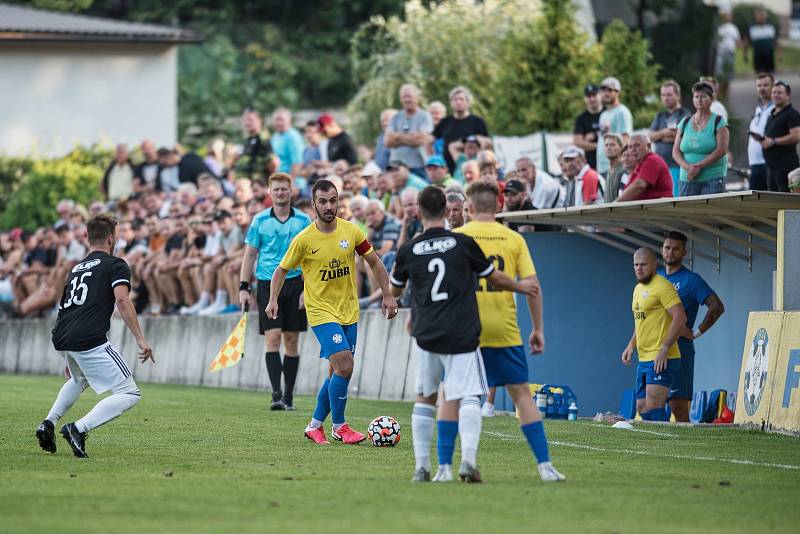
[312,377,331,423]
[436,420,458,465]
[328,374,350,425]
[521,421,550,464]
[648,407,669,421]
[640,411,652,421]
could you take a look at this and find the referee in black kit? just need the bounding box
[37,215,154,458]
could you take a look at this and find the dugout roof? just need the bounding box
[497,191,800,270]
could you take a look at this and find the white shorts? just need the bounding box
[64,341,132,394]
[414,342,488,401]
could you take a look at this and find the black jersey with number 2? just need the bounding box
[52,251,132,352]
[391,227,494,354]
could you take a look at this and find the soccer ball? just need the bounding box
[367,415,401,447]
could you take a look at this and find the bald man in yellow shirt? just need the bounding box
[622,248,686,421]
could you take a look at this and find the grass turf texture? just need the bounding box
[2,375,799,533]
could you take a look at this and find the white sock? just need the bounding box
[75,393,139,433]
[307,418,323,429]
[214,289,227,306]
[46,379,87,424]
[458,396,482,466]
[412,403,436,471]
[196,292,210,307]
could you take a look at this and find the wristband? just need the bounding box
[239,281,250,292]
[693,329,703,339]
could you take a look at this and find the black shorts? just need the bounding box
[257,277,308,334]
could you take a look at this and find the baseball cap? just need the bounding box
[316,113,334,128]
[600,77,621,92]
[560,145,585,159]
[387,160,408,170]
[361,162,382,177]
[425,155,447,167]
[584,84,599,96]
[462,134,480,144]
[503,179,526,194]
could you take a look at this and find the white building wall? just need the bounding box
[0,42,177,157]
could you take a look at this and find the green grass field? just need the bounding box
[2,374,799,533]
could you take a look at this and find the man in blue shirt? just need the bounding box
[239,172,312,411]
[270,108,305,176]
[659,231,725,422]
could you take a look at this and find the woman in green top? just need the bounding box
[672,81,730,196]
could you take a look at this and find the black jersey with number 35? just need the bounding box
[391,227,494,354]
[52,251,132,352]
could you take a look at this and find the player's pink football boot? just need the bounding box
[304,426,330,445]
[331,423,367,444]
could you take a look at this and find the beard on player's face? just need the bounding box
[314,203,336,222]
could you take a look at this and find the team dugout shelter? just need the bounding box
[496,191,800,428]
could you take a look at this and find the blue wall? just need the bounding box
[501,230,775,417]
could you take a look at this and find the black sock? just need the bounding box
[265,351,282,400]
[283,356,299,404]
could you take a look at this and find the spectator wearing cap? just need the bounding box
[451,134,483,183]
[433,86,490,174]
[649,81,691,196]
[385,83,434,178]
[375,108,397,171]
[515,156,564,210]
[318,113,357,165]
[672,81,730,196]
[359,162,381,196]
[761,80,800,192]
[502,179,536,232]
[425,156,459,188]
[616,134,674,202]
[596,77,633,176]
[237,110,272,180]
[573,84,604,169]
[270,108,305,176]
[102,143,134,202]
[559,146,604,207]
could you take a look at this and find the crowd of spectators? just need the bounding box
[1,66,799,320]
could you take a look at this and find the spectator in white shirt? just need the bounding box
[514,157,564,209]
[747,73,774,191]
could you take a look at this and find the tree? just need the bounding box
[490,0,600,134]
[0,148,105,231]
[347,0,534,143]
[599,20,661,128]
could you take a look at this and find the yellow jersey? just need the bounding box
[632,274,682,361]
[279,218,373,327]
[455,221,536,347]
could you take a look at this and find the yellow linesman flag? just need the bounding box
[209,312,248,373]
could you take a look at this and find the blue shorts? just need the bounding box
[311,322,357,359]
[668,351,694,400]
[635,359,681,400]
[481,346,529,387]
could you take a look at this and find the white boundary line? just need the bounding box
[482,431,799,471]
[587,423,678,437]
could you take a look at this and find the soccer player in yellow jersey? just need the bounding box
[267,179,398,445]
[621,248,686,422]
[455,181,565,482]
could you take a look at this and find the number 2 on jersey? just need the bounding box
[63,272,92,308]
[427,258,448,302]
